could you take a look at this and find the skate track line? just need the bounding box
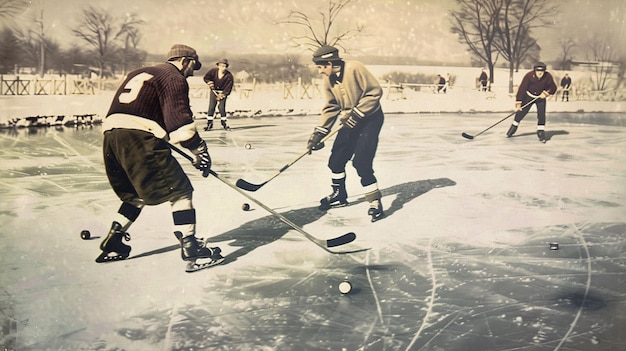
[553,223,592,351]
[365,250,384,324]
[52,134,99,169]
[405,236,438,350]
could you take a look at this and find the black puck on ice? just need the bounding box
[549,242,559,250]
[80,230,91,240]
[241,203,251,211]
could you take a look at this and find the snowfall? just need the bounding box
[0,66,625,351]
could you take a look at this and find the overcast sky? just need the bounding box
[9,0,626,63]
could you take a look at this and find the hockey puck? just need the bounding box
[549,242,559,250]
[80,230,91,240]
[241,203,251,211]
[245,143,252,149]
[338,280,352,294]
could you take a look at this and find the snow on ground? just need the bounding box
[0,89,625,351]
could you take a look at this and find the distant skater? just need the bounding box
[307,45,385,222]
[506,62,557,143]
[479,69,488,91]
[203,58,234,130]
[99,44,224,272]
[560,73,571,102]
[436,74,446,94]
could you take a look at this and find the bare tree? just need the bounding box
[493,0,558,93]
[72,6,143,78]
[450,0,502,86]
[0,28,20,73]
[451,0,557,93]
[557,38,575,70]
[274,0,364,53]
[118,13,144,75]
[585,38,618,91]
[0,0,29,23]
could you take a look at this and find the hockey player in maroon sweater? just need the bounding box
[99,44,224,272]
[506,62,557,143]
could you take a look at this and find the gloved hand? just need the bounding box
[307,126,329,154]
[540,90,550,99]
[515,101,522,111]
[207,81,215,89]
[339,109,363,129]
[191,140,211,177]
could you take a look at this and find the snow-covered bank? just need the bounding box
[0,87,624,128]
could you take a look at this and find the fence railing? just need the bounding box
[0,75,101,95]
[2,75,623,102]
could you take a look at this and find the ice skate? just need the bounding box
[506,124,517,137]
[204,120,213,131]
[174,231,224,272]
[95,221,131,263]
[537,130,546,143]
[221,120,230,131]
[319,184,348,211]
[368,199,385,222]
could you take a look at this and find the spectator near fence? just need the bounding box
[560,73,572,102]
[479,69,489,91]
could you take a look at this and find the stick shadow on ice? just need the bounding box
[91,178,455,265]
[204,178,456,263]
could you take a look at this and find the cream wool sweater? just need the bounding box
[318,61,383,130]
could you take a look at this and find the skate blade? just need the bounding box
[370,212,385,223]
[95,251,130,263]
[185,256,225,273]
[319,201,349,211]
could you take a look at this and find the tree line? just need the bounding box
[1,0,623,92]
[0,4,146,78]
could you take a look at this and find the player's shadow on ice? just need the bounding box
[511,130,569,141]
[204,177,456,264]
[344,177,457,219]
[381,178,456,217]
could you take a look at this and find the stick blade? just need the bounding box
[461,132,474,140]
[326,232,356,247]
[235,178,263,192]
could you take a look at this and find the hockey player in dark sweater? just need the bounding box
[100,44,224,272]
[506,62,557,143]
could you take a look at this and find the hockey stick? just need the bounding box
[169,143,368,254]
[461,97,539,140]
[236,127,342,192]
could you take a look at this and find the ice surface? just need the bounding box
[1,109,625,350]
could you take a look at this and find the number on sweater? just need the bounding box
[118,72,153,104]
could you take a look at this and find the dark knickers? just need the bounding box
[103,129,193,205]
[328,109,384,186]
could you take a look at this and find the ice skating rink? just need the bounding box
[1,112,625,350]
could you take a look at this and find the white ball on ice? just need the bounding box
[338,280,352,294]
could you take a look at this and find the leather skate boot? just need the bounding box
[368,199,385,222]
[95,221,131,262]
[319,180,348,211]
[506,124,518,137]
[174,231,221,262]
[221,119,230,130]
[537,130,546,143]
[204,120,213,131]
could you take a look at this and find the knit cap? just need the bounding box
[312,45,342,64]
